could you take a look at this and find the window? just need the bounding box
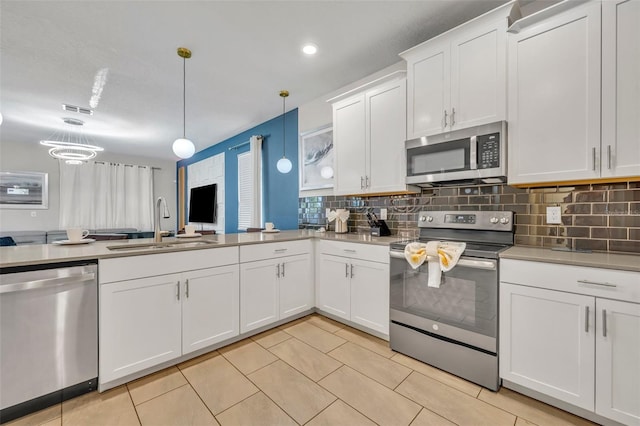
[237,136,263,230]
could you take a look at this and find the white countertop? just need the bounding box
[0,230,400,269]
[501,246,640,273]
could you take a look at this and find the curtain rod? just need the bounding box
[228,134,268,151]
[93,161,161,170]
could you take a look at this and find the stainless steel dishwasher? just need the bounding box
[0,261,98,423]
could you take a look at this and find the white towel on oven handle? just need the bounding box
[425,241,466,288]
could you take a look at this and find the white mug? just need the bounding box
[184,225,197,235]
[265,222,275,231]
[67,228,89,242]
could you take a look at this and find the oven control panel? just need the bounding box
[418,210,514,231]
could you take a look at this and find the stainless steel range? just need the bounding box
[389,210,514,390]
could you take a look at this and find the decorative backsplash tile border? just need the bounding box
[299,182,640,254]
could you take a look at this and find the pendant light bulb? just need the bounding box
[174,47,195,159]
[278,90,291,174]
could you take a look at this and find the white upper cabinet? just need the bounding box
[507,0,639,185]
[331,74,411,195]
[601,0,640,179]
[401,2,512,139]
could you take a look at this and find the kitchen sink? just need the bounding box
[107,240,219,251]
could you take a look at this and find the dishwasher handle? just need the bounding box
[0,273,96,294]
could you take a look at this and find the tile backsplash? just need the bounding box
[299,182,640,254]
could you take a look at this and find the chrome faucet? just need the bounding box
[154,196,170,242]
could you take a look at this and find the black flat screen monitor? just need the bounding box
[188,184,217,223]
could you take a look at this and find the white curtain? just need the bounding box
[250,135,263,228]
[237,135,263,230]
[59,160,154,230]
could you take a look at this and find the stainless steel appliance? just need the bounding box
[389,210,514,390]
[0,261,98,423]
[405,121,507,186]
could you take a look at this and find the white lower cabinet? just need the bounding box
[316,241,389,337]
[240,240,313,333]
[99,248,239,386]
[500,259,640,425]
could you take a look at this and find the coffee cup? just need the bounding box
[184,225,197,235]
[67,228,89,242]
[265,222,275,231]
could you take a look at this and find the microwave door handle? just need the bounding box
[469,136,477,170]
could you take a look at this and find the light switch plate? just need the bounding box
[546,206,562,224]
[380,208,387,220]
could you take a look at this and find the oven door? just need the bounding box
[389,250,498,353]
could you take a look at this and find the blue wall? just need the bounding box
[177,109,299,233]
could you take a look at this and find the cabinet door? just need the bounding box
[367,79,407,194]
[182,265,239,354]
[240,259,279,333]
[406,39,450,138]
[500,283,595,411]
[595,298,640,425]
[450,20,506,130]
[334,95,367,195]
[316,254,350,320]
[602,0,640,179]
[507,2,601,184]
[350,258,389,336]
[100,274,182,383]
[279,254,313,319]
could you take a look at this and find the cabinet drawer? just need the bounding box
[100,246,239,283]
[501,259,640,303]
[317,240,389,264]
[240,239,311,263]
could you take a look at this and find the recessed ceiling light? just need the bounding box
[302,44,318,55]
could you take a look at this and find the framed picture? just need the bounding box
[0,171,49,209]
[299,125,334,190]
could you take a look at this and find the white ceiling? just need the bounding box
[0,0,512,161]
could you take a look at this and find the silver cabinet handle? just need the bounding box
[345,263,349,278]
[185,279,189,298]
[607,145,612,170]
[176,282,181,300]
[350,264,354,279]
[451,107,456,126]
[365,176,369,189]
[274,248,288,253]
[585,306,589,333]
[281,262,285,278]
[343,249,356,253]
[276,263,280,278]
[592,147,597,171]
[360,176,364,190]
[0,273,95,294]
[602,309,607,337]
[577,279,617,288]
[443,110,448,127]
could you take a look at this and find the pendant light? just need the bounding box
[172,47,196,159]
[276,90,292,174]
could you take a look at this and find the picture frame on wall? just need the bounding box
[299,125,334,191]
[0,171,49,209]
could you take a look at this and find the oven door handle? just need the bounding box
[390,251,496,271]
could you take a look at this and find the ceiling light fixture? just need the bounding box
[40,118,104,164]
[302,43,318,55]
[172,47,196,159]
[276,90,292,174]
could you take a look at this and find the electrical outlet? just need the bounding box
[30,211,37,217]
[546,206,562,224]
[380,208,387,220]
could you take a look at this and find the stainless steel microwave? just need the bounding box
[405,121,507,186]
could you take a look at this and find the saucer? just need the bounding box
[262,229,280,233]
[53,238,96,245]
[176,233,202,238]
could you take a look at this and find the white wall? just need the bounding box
[297,61,406,198]
[0,139,177,232]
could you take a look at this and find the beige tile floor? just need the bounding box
[8,314,596,426]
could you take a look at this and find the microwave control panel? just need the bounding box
[477,132,500,169]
